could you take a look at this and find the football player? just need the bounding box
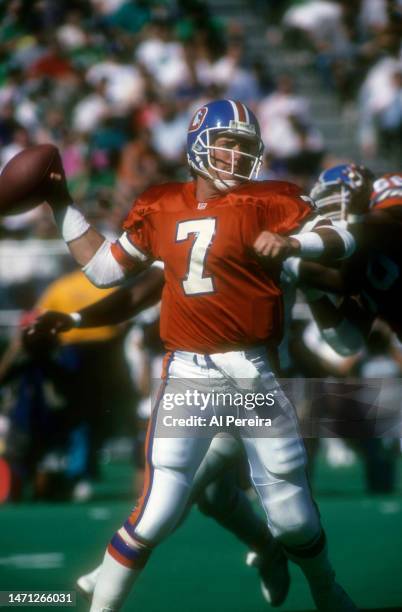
[282,163,376,356]
[26,268,289,607]
[288,165,402,347]
[346,169,402,339]
[45,99,357,611]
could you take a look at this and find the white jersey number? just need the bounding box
[176,218,216,295]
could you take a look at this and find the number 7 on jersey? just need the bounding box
[176,218,216,295]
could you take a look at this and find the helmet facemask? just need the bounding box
[191,125,264,184]
[310,181,351,222]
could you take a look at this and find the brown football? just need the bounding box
[0,144,64,216]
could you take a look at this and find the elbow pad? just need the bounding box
[82,240,125,288]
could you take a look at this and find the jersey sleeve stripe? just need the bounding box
[119,232,149,262]
[110,241,137,270]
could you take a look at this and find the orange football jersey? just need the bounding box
[112,180,315,353]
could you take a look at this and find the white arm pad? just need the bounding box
[53,204,90,243]
[290,231,325,258]
[291,219,355,260]
[82,240,125,288]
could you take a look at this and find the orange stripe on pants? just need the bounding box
[128,352,173,528]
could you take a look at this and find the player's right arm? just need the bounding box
[47,171,153,287]
[253,186,355,265]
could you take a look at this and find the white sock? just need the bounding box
[89,551,140,612]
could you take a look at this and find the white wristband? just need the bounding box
[69,312,82,327]
[290,232,324,258]
[53,204,90,243]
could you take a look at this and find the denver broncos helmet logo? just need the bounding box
[188,106,208,132]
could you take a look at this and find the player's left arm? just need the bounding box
[254,194,355,264]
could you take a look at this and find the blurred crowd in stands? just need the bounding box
[0,0,401,502]
[282,0,402,159]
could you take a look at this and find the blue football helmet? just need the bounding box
[187,99,264,183]
[310,163,374,221]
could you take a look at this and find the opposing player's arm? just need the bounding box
[283,259,347,294]
[282,248,371,355]
[281,255,370,355]
[23,266,164,346]
[304,292,371,355]
[72,265,164,327]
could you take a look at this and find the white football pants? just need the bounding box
[126,347,321,548]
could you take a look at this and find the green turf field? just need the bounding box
[1,453,402,612]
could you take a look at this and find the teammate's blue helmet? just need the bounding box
[187,99,264,182]
[310,163,374,221]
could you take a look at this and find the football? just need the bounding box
[0,144,64,216]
